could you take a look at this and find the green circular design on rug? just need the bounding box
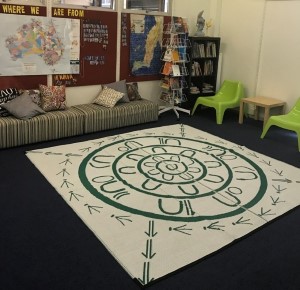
[112,145,233,199]
[79,136,268,222]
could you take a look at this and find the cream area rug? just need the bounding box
[26,124,300,286]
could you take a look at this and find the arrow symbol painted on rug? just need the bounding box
[272,184,287,193]
[145,220,157,237]
[138,262,154,285]
[142,239,156,259]
[272,169,283,176]
[196,136,207,140]
[215,140,226,145]
[111,214,132,226]
[84,204,103,214]
[258,207,276,217]
[232,216,253,226]
[45,152,63,155]
[247,152,259,159]
[92,141,104,147]
[203,221,225,231]
[79,147,92,153]
[261,160,272,166]
[26,150,44,154]
[68,191,83,201]
[232,145,244,151]
[272,178,292,183]
[169,224,192,235]
[109,135,122,141]
[180,124,186,137]
[270,196,286,206]
[56,168,70,177]
[61,179,74,188]
[65,153,83,157]
[59,159,72,166]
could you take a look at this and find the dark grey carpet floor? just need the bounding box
[1,108,299,290]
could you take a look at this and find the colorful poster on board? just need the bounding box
[0,14,80,76]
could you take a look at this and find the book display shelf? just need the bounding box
[159,21,191,119]
[186,36,221,108]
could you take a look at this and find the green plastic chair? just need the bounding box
[191,80,244,124]
[261,98,300,151]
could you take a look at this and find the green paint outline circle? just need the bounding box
[78,136,267,222]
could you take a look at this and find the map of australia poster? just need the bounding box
[130,14,163,76]
[0,14,80,76]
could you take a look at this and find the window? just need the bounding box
[1,0,45,4]
[124,0,170,13]
[53,0,114,9]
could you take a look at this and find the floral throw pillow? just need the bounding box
[39,84,66,112]
[93,86,124,108]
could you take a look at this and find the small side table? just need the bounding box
[239,96,286,127]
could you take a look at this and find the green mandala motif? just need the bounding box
[79,136,267,222]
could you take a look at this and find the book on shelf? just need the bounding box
[160,91,172,103]
[162,61,173,75]
[192,61,202,76]
[160,76,170,89]
[163,47,173,61]
[171,64,181,76]
[192,43,205,58]
[203,60,213,75]
[172,49,180,62]
[169,78,180,89]
[202,83,215,93]
[206,42,217,57]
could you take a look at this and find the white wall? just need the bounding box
[256,0,300,111]
[219,0,265,98]
[219,0,300,112]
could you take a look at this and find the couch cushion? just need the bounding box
[0,106,85,148]
[75,99,158,133]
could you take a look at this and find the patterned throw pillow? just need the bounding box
[1,91,45,120]
[39,84,66,112]
[105,80,130,103]
[0,87,20,117]
[93,86,124,108]
[126,83,142,101]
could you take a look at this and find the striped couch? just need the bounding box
[0,99,158,149]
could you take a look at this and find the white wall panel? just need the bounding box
[256,0,300,111]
